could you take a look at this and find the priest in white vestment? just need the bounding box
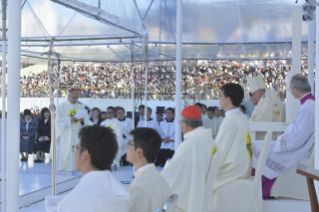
[45,125,129,212]
[210,83,253,212]
[137,107,159,132]
[203,106,220,139]
[116,107,133,156]
[162,106,217,212]
[247,74,285,140]
[100,106,123,167]
[55,89,91,172]
[156,108,175,167]
[126,128,172,212]
[252,74,315,199]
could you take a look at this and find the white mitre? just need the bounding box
[246,74,266,93]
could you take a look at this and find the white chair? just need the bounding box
[153,194,178,212]
[270,147,314,200]
[210,131,273,212]
[203,150,222,212]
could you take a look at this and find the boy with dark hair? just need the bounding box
[47,125,129,212]
[210,83,252,211]
[100,107,123,167]
[126,128,172,212]
[203,106,220,139]
[156,107,175,167]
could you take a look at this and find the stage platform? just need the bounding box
[0,156,313,212]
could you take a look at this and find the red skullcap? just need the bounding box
[181,106,202,119]
[68,88,78,93]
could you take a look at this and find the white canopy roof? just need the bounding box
[0,0,311,62]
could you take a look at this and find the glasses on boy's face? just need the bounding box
[127,142,136,147]
[72,145,86,153]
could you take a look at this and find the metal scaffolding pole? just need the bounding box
[315,0,319,196]
[1,0,6,211]
[7,0,21,211]
[130,42,135,129]
[175,0,183,149]
[46,40,58,195]
[308,21,315,95]
[144,38,148,127]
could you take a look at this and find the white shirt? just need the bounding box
[137,163,154,173]
[225,108,242,117]
[25,118,31,131]
[46,170,129,212]
[158,118,175,150]
[45,118,49,124]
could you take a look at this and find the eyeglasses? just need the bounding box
[72,145,86,153]
[127,142,137,147]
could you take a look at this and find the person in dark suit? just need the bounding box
[90,107,103,125]
[35,107,51,163]
[134,104,145,128]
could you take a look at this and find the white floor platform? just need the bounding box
[0,156,313,212]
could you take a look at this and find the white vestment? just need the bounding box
[250,89,285,140]
[127,164,172,212]
[101,118,123,166]
[118,117,133,156]
[55,100,91,172]
[161,126,217,212]
[214,108,252,190]
[137,118,159,132]
[54,170,129,212]
[203,117,220,140]
[158,118,175,151]
[252,96,315,179]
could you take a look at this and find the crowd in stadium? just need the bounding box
[2,60,310,101]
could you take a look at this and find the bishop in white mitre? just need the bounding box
[210,83,253,212]
[247,74,285,140]
[137,107,159,132]
[116,107,133,156]
[55,89,92,172]
[100,106,123,167]
[252,74,315,199]
[162,106,217,212]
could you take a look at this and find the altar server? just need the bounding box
[156,107,175,167]
[161,106,217,212]
[203,106,220,140]
[247,74,285,139]
[137,107,158,131]
[55,89,91,172]
[46,125,129,212]
[210,83,252,211]
[126,128,172,212]
[252,74,315,199]
[117,107,132,156]
[101,106,123,167]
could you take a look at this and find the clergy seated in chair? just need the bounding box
[156,107,175,167]
[126,128,172,212]
[211,83,252,211]
[161,106,218,212]
[247,74,285,140]
[252,74,315,199]
[100,106,123,167]
[45,125,129,212]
